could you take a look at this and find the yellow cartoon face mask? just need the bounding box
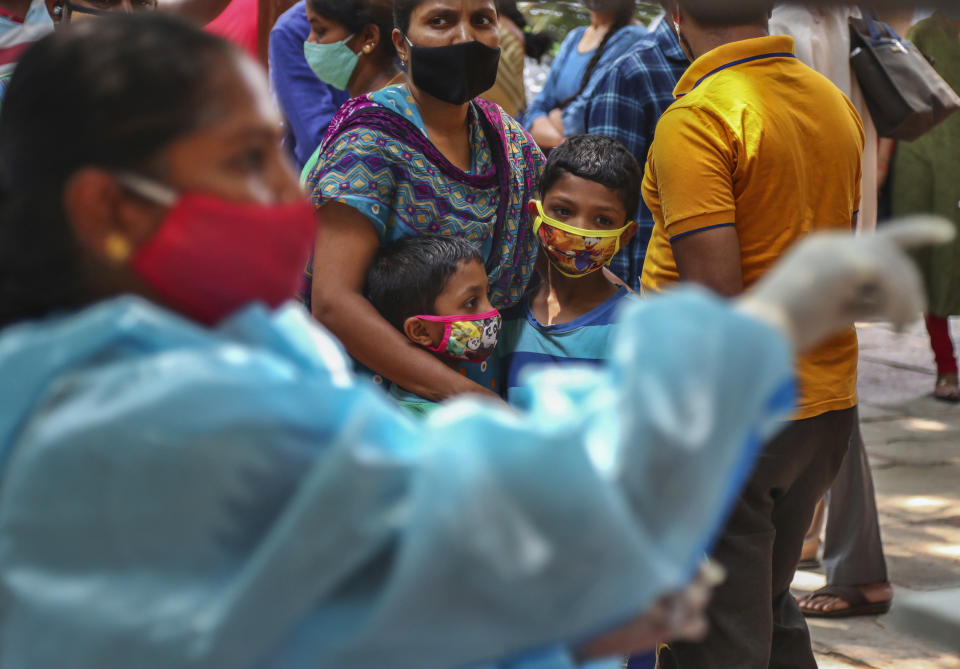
[530,200,634,278]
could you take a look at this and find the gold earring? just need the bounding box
[104,234,132,263]
[363,44,374,54]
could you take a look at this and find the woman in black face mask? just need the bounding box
[301,0,545,405]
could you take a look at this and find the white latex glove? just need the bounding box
[576,561,725,660]
[657,560,725,642]
[738,217,955,353]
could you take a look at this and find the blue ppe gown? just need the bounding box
[0,290,794,669]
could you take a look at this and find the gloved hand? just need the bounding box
[738,217,955,353]
[575,561,725,660]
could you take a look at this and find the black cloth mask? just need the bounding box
[405,38,501,106]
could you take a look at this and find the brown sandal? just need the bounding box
[799,585,892,618]
[934,374,960,403]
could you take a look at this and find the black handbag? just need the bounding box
[849,13,960,141]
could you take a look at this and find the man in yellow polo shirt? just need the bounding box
[644,2,864,668]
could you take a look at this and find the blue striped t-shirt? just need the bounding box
[497,286,635,405]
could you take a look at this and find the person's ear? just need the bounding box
[392,28,409,69]
[620,220,638,247]
[359,23,380,56]
[403,316,437,348]
[63,168,164,265]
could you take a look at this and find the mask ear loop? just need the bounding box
[116,173,178,207]
[434,321,454,355]
[604,221,637,266]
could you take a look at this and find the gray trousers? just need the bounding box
[659,407,857,669]
[823,416,888,586]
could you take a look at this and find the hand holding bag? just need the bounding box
[849,13,960,141]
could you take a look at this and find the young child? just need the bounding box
[497,134,652,669]
[366,235,502,416]
[498,134,642,406]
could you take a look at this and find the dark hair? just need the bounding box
[0,14,239,327]
[366,235,484,331]
[558,0,636,109]
[497,0,554,61]
[393,0,419,34]
[539,135,642,218]
[307,0,396,60]
[671,0,770,28]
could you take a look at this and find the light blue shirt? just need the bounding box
[525,24,647,137]
[0,291,793,669]
[498,287,635,405]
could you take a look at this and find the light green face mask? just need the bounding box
[303,33,357,91]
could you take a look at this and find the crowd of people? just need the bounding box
[0,0,957,668]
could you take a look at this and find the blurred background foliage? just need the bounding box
[518,1,663,54]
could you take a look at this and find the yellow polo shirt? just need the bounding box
[640,35,864,420]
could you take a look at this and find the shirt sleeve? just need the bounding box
[586,62,656,171]
[308,127,398,238]
[649,106,737,240]
[0,292,794,669]
[268,5,348,169]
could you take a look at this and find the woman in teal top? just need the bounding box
[525,0,646,151]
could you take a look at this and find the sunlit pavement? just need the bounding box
[792,319,960,668]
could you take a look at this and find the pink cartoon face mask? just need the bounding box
[415,309,502,363]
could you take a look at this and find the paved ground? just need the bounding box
[794,320,960,668]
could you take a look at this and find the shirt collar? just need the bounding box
[653,18,688,64]
[673,35,796,98]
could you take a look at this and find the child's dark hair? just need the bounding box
[539,135,643,218]
[366,235,484,331]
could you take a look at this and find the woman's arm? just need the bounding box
[310,201,496,401]
[530,115,565,151]
[0,289,794,669]
[524,29,579,137]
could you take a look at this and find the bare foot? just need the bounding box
[796,582,893,616]
[934,373,960,403]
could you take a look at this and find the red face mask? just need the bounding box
[121,175,316,325]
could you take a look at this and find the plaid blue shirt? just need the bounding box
[586,19,689,289]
